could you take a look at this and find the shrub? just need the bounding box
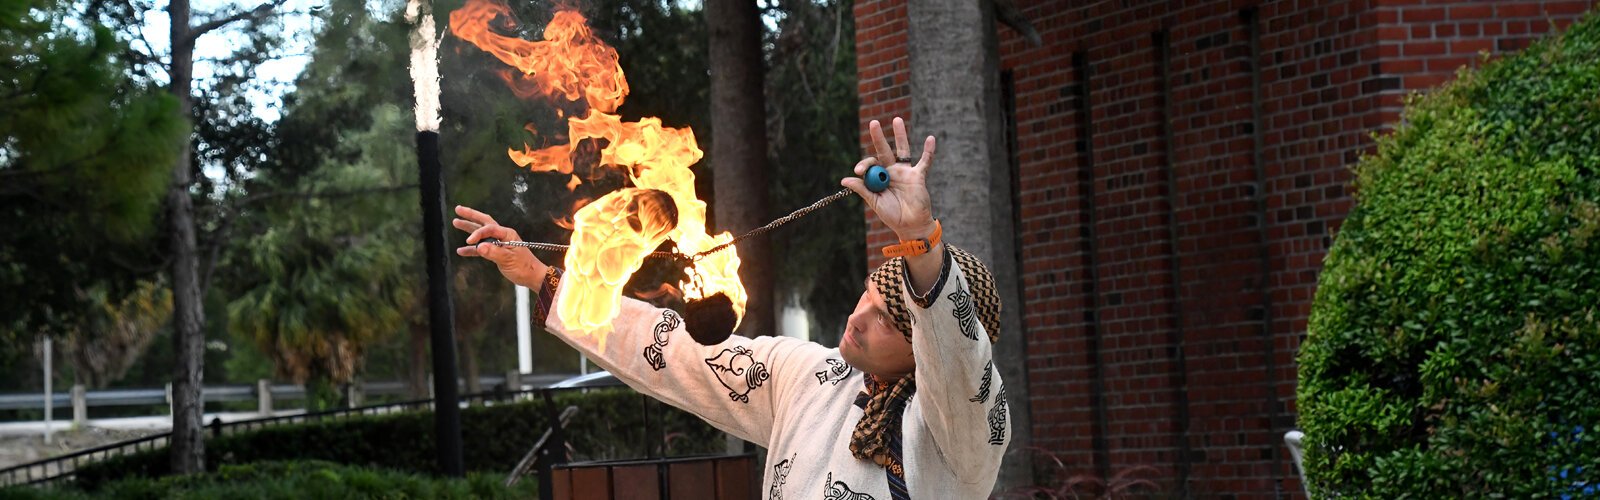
[71,389,723,490]
[0,460,537,499]
[1298,11,1600,498]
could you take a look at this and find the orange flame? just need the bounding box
[451,1,747,343]
[449,6,626,112]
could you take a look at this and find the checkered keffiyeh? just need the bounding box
[850,245,1001,473]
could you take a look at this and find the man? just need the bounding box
[455,117,1008,499]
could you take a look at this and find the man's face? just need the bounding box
[840,281,915,380]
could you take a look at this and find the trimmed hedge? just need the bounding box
[1298,11,1600,498]
[0,460,537,499]
[72,389,723,490]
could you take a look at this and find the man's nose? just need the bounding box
[844,311,866,331]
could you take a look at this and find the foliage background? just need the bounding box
[0,460,539,499]
[2,0,862,399]
[69,389,723,489]
[1297,12,1600,497]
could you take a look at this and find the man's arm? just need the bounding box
[901,247,1009,482]
[840,117,1007,482]
[450,205,821,444]
[532,268,825,445]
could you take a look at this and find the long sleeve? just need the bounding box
[534,268,830,445]
[901,249,1009,483]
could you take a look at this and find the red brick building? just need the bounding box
[855,0,1595,496]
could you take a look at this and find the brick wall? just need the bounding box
[854,0,911,264]
[856,0,1595,497]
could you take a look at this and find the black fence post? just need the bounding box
[538,389,568,500]
[209,417,223,439]
[640,393,653,459]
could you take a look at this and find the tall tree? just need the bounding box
[705,0,773,337]
[0,0,183,356]
[163,0,284,474]
[906,0,1033,491]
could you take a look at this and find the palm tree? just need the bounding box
[226,106,418,409]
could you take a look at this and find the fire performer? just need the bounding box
[455,117,1007,498]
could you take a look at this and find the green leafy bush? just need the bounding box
[71,389,723,490]
[0,460,537,499]
[1298,12,1600,498]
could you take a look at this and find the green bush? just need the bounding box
[1298,12,1600,498]
[1,460,537,499]
[71,389,723,490]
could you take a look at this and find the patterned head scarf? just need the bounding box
[850,245,1001,474]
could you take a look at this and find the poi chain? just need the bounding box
[482,165,890,262]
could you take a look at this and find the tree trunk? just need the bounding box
[704,0,773,338]
[166,0,206,475]
[907,0,1033,491]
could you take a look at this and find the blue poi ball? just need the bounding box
[865,165,890,193]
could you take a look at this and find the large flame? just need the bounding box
[450,1,747,344]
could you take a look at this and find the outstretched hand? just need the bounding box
[453,205,548,288]
[840,117,937,242]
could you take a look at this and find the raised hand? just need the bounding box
[453,205,548,288]
[840,117,937,242]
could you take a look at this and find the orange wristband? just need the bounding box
[882,220,942,258]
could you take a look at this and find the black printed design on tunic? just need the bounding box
[705,346,770,403]
[815,359,853,386]
[970,360,993,403]
[643,310,681,371]
[988,385,1009,446]
[823,473,876,500]
[769,454,796,500]
[948,283,979,341]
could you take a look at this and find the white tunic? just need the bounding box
[539,256,1008,499]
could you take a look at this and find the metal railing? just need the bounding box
[0,373,610,488]
[0,374,578,412]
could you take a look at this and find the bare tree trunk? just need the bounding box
[705,0,773,338]
[907,0,1033,492]
[166,0,205,474]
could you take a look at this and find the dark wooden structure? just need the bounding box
[549,455,757,500]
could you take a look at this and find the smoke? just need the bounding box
[406,0,442,132]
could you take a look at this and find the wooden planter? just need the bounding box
[550,454,756,500]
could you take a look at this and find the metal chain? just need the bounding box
[687,187,854,260]
[486,188,857,262]
[485,241,574,253]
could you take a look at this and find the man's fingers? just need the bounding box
[466,225,505,245]
[469,240,511,260]
[892,117,911,161]
[853,157,876,176]
[868,120,894,164]
[452,218,482,234]
[456,245,482,257]
[917,135,936,170]
[454,205,498,227]
[841,177,877,205]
